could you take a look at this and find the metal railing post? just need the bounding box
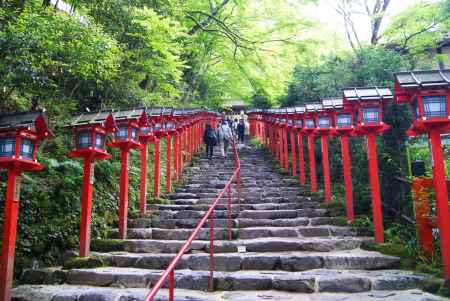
[209,210,215,292]
[169,270,175,301]
[227,185,232,240]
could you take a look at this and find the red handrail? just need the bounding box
[144,140,241,301]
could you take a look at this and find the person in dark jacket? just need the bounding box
[203,124,217,159]
[237,119,245,142]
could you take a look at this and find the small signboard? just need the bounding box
[14,176,22,202]
[237,245,246,253]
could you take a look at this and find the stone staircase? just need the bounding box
[13,143,446,300]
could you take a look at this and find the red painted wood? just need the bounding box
[367,133,384,243]
[297,133,306,186]
[290,131,297,177]
[429,130,450,279]
[118,149,130,240]
[307,135,317,193]
[340,135,354,221]
[321,135,331,202]
[166,135,172,192]
[153,139,161,198]
[79,157,94,256]
[140,143,148,217]
[283,127,289,171]
[0,168,20,301]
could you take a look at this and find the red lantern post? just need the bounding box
[150,109,166,199]
[164,110,177,193]
[137,110,155,217]
[304,103,321,193]
[344,87,392,243]
[286,108,297,176]
[0,111,53,301]
[394,69,450,279]
[294,106,306,186]
[315,100,335,202]
[282,112,289,171]
[331,99,356,221]
[66,111,116,256]
[108,108,143,240]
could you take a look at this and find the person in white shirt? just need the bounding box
[217,120,233,158]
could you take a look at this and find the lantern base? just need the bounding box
[0,158,43,172]
[68,149,112,161]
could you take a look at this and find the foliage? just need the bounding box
[0,1,122,111]
[383,0,450,64]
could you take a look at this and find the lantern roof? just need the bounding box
[144,107,167,117]
[0,111,45,129]
[111,107,145,121]
[0,111,52,137]
[286,107,296,114]
[295,106,306,113]
[394,69,450,88]
[67,110,114,127]
[343,87,393,101]
[322,98,343,109]
[305,102,323,112]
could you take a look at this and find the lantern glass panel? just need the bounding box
[95,133,105,149]
[0,138,16,157]
[336,114,352,127]
[306,119,315,128]
[423,95,447,117]
[318,117,331,128]
[20,138,34,159]
[77,131,92,149]
[154,123,162,131]
[116,126,129,140]
[362,107,379,123]
[131,128,138,140]
[140,126,151,135]
[295,120,303,127]
[166,121,175,130]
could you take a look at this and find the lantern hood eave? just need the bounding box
[343,87,393,102]
[395,69,450,89]
[0,110,54,138]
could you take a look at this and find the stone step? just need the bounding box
[14,286,446,301]
[150,207,332,220]
[119,225,356,240]
[115,237,369,253]
[96,249,399,272]
[21,267,426,293]
[148,201,319,212]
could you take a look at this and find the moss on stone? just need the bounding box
[438,279,450,297]
[91,239,124,252]
[63,256,104,269]
[421,277,444,294]
[416,263,444,278]
[361,242,409,258]
[318,201,345,216]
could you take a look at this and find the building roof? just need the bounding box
[343,87,393,101]
[394,69,450,88]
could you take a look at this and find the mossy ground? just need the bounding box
[63,256,104,269]
[91,239,124,252]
